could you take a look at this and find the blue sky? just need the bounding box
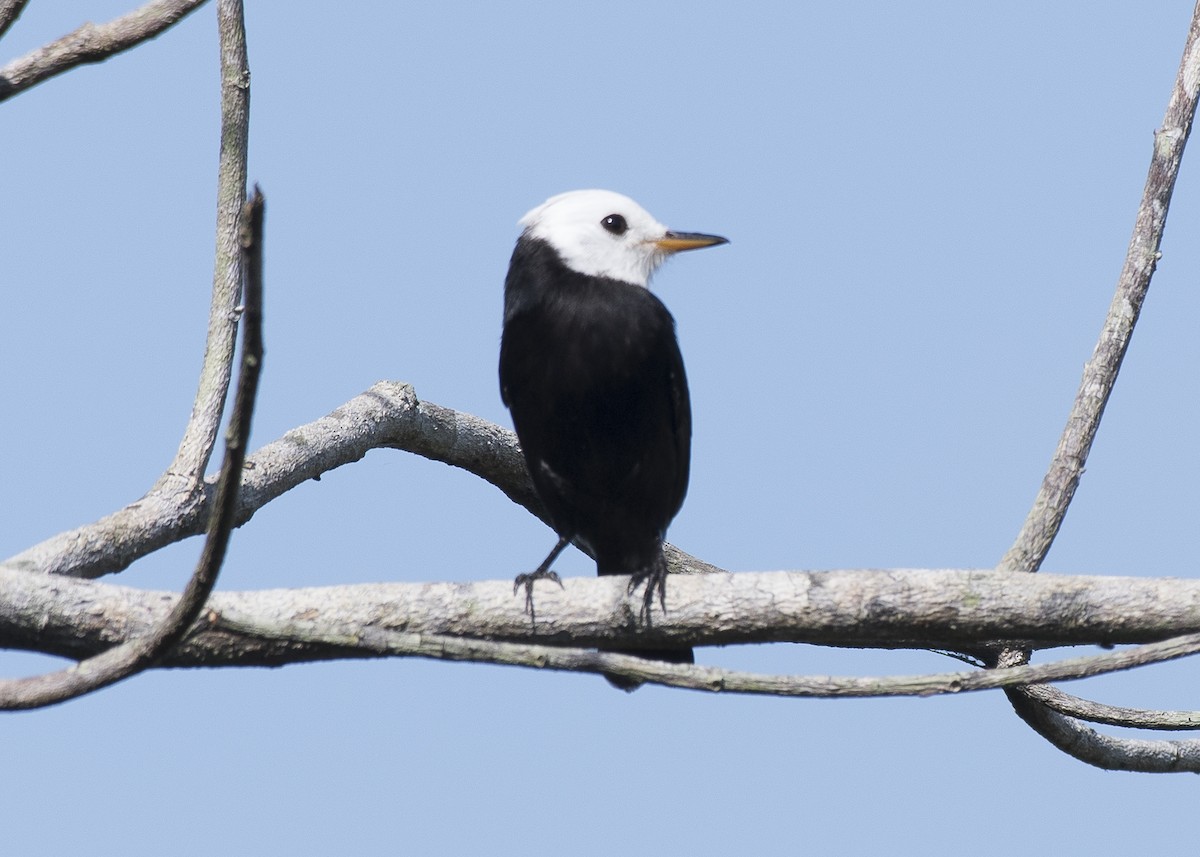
[3,3,1200,854]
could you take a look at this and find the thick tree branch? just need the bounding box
[0,188,264,710]
[0,0,208,102]
[4,568,1200,667]
[6,561,1200,759]
[996,0,1200,772]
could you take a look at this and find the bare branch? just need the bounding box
[1021,684,1200,730]
[0,385,526,577]
[1001,4,1200,576]
[0,0,30,41]
[161,0,250,487]
[5,562,1200,738]
[5,568,1200,667]
[211,616,1200,707]
[0,188,265,710]
[0,0,208,102]
[1,0,1194,777]
[1008,689,1200,773]
[2,381,719,581]
[1,0,252,580]
[995,1,1200,771]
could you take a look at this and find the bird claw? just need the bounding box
[627,561,668,625]
[513,568,564,620]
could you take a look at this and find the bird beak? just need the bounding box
[654,231,729,253]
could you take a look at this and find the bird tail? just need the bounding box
[602,645,694,692]
[597,547,693,690]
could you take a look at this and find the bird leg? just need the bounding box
[513,535,569,620]
[627,552,669,624]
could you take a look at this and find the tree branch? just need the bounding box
[0,187,264,710]
[5,568,1200,666]
[1021,684,1200,730]
[1000,3,1200,578]
[1,384,720,580]
[208,616,1200,710]
[7,559,1200,756]
[995,0,1200,772]
[0,0,208,102]
[1,0,252,580]
[0,385,523,577]
[161,0,250,488]
[2,0,1195,776]
[1008,690,1200,773]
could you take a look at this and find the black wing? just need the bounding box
[499,240,691,572]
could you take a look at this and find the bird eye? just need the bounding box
[601,214,628,236]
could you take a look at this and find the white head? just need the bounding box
[519,189,727,288]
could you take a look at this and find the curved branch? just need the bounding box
[2,0,255,580]
[995,1,1200,770]
[2,382,723,580]
[1007,688,1200,773]
[1001,5,1200,577]
[161,0,250,488]
[2,0,250,578]
[0,187,264,710]
[1021,684,1200,730]
[1,385,526,577]
[0,0,208,102]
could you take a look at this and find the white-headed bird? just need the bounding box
[499,189,726,681]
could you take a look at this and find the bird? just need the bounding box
[499,189,727,685]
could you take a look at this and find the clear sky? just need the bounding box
[4,2,1200,854]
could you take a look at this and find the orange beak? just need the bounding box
[654,231,729,253]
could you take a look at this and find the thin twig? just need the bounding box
[160,0,250,488]
[0,0,208,102]
[1008,690,1200,773]
[110,614,1200,706]
[996,0,1200,771]
[1021,684,1200,730]
[0,188,265,710]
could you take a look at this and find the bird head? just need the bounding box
[518,189,727,288]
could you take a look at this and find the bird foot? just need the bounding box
[627,559,668,624]
[513,567,564,620]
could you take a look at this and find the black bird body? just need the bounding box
[500,237,690,576]
[498,189,726,685]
